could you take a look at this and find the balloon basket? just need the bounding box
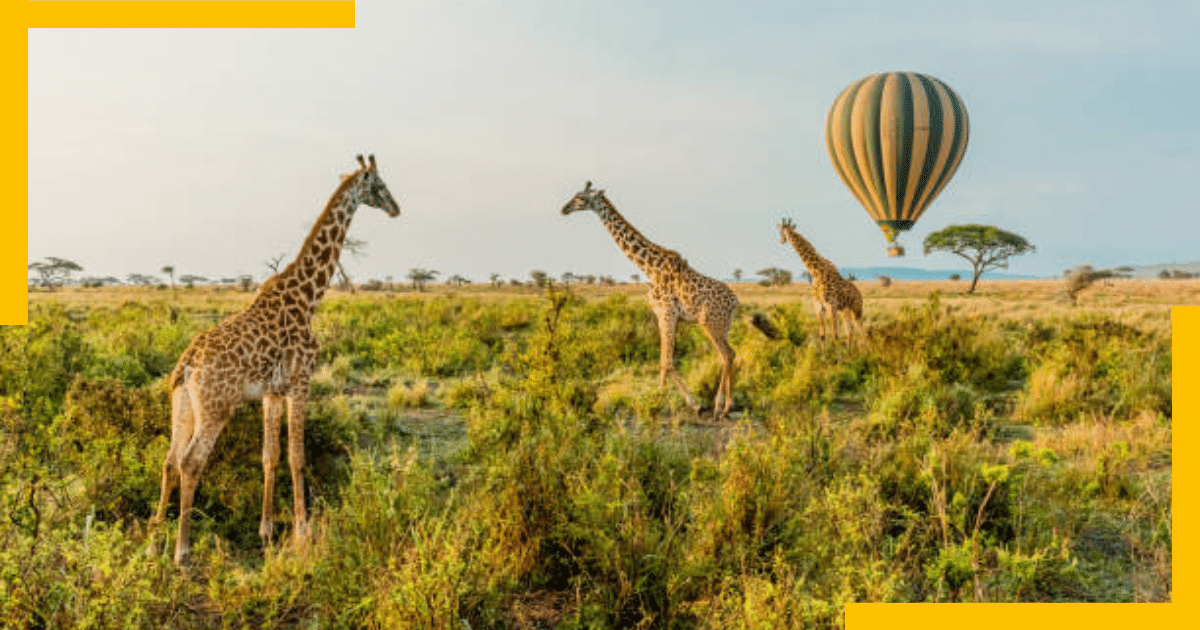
[887,245,906,257]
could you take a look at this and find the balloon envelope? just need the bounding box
[825,72,969,251]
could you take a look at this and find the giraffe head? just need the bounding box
[347,154,401,217]
[778,217,796,244]
[560,181,607,215]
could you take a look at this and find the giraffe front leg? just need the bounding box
[260,394,284,546]
[285,390,311,541]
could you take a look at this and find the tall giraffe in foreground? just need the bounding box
[151,154,401,564]
[562,182,738,420]
[778,218,864,342]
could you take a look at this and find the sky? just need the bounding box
[28,0,1200,284]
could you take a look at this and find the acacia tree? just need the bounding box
[161,265,176,291]
[923,224,1035,293]
[755,267,792,287]
[407,268,439,291]
[126,273,159,286]
[179,274,207,288]
[29,257,83,290]
[529,270,549,288]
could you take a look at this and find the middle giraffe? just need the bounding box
[778,217,864,342]
[562,182,738,420]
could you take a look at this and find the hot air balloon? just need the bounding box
[825,72,969,257]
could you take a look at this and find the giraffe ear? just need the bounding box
[368,154,376,169]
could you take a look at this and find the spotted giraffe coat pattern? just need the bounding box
[151,155,401,564]
[562,182,739,419]
[778,217,864,341]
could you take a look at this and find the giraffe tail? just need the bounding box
[750,312,781,340]
[166,342,198,392]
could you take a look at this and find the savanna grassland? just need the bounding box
[1,278,1179,628]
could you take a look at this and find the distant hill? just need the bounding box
[845,267,1040,281]
[779,267,1042,282]
[1116,261,1200,279]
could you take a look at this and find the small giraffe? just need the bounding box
[562,182,738,420]
[151,154,401,564]
[778,218,864,342]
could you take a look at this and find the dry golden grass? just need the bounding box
[32,278,1197,340]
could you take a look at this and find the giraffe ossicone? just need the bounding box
[151,154,401,565]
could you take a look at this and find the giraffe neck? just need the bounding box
[593,197,678,281]
[783,227,836,277]
[258,175,362,318]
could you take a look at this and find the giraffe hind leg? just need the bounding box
[174,399,232,565]
[152,385,194,527]
[700,324,736,421]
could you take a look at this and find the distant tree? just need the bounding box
[599,275,616,286]
[949,273,962,281]
[179,274,207,288]
[239,275,256,292]
[126,273,159,286]
[845,272,857,281]
[561,271,577,285]
[755,267,792,287]
[489,273,502,288]
[336,237,368,293]
[1158,269,1172,279]
[264,253,286,275]
[161,265,176,291]
[407,268,439,291]
[29,257,83,290]
[876,274,893,288]
[631,273,641,283]
[800,271,812,283]
[1064,265,1101,305]
[732,268,743,282]
[447,274,471,286]
[530,270,549,288]
[79,276,115,288]
[923,224,1035,293]
[583,274,597,285]
[1061,265,1129,304]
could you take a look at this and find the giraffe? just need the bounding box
[777,217,864,343]
[562,182,739,420]
[151,154,401,564]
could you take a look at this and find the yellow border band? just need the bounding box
[3,23,25,325]
[24,1,356,29]
[1173,305,1194,605]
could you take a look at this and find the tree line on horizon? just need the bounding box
[26,224,1200,297]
